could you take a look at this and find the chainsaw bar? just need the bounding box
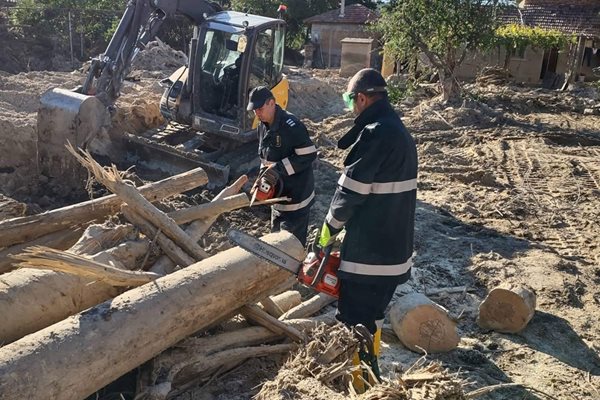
[227,229,302,275]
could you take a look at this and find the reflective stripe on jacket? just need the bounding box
[325,99,418,284]
[258,105,316,212]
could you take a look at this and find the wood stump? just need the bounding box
[477,283,536,333]
[390,293,459,353]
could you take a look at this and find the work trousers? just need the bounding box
[271,206,311,247]
[336,279,399,334]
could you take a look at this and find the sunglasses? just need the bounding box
[342,92,357,109]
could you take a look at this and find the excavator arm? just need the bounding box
[82,0,219,106]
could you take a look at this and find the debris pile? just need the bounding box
[132,39,188,72]
[475,66,511,86]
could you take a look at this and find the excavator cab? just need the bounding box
[37,3,289,189]
[160,12,288,141]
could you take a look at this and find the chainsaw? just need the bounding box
[227,229,341,298]
[249,167,283,206]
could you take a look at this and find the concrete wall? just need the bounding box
[340,39,373,77]
[457,46,546,84]
[310,23,373,68]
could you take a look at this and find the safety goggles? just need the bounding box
[342,92,356,109]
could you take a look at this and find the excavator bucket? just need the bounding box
[37,88,110,189]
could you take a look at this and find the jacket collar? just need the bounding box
[338,99,395,150]
[264,105,284,133]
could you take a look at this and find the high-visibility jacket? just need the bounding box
[325,99,418,284]
[258,105,317,212]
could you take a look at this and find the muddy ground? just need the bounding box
[0,43,599,399]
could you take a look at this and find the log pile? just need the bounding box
[0,147,339,400]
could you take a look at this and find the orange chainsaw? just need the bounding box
[250,167,283,206]
[227,229,341,298]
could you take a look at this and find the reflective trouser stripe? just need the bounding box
[326,210,345,229]
[339,257,413,276]
[273,191,315,211]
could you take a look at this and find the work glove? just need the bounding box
[318,221,342,248]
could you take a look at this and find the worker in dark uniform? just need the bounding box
[247,86,316,246]
[318,68,418,390]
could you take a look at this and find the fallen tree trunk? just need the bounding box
[477,283,536,333]
[149,175,248,275]
[0,225,147,344]
[0,167,208,248]
[389,293,459,353]
[0,231,303,400]
[0,227,83,274]
[69,148,208,261]
[122,205,197,268]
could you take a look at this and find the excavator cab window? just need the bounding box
[198,28,244,119]
[246,24,284,124]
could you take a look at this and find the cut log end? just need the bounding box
[477,284,536,333]
[390,293,459,354]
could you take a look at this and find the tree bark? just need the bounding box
[0,225,147,345]
[0,231,303,400]
[477,283,536,333]
[0,227,83,274]
[390,293,459,353]
[0,167,208,248]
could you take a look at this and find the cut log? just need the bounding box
[0,167,208,248]
[0,227,83,274]
[477,284,536,333]
[122,205,197,267]
[390,293,459,353]
[149,175,248,275]
[261,290,302,317]
[280,292,337,320]
[69,148,207,261]
[240,304,306,342]
[0,226,148,344]
[0,231,303,400]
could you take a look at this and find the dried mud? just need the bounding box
[1,41,600,400]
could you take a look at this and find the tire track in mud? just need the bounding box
[506,140,599,261]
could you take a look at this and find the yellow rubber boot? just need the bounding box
[351,350,366,394]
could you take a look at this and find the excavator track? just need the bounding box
[122,123,260,188]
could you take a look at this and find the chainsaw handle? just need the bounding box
[310,244,333,287]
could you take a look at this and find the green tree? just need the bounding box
[230,0,338,48]
[494,23,573,69]
[374,0,504,101]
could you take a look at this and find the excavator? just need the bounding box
[37,0,289,188]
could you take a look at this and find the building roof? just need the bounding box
[304,4,378,25]
[500,4,600,38]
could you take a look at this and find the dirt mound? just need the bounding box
[131,39,188,72]
[287,67,346,121]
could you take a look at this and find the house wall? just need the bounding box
[310,23,373,68]
[457,46,546,84]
